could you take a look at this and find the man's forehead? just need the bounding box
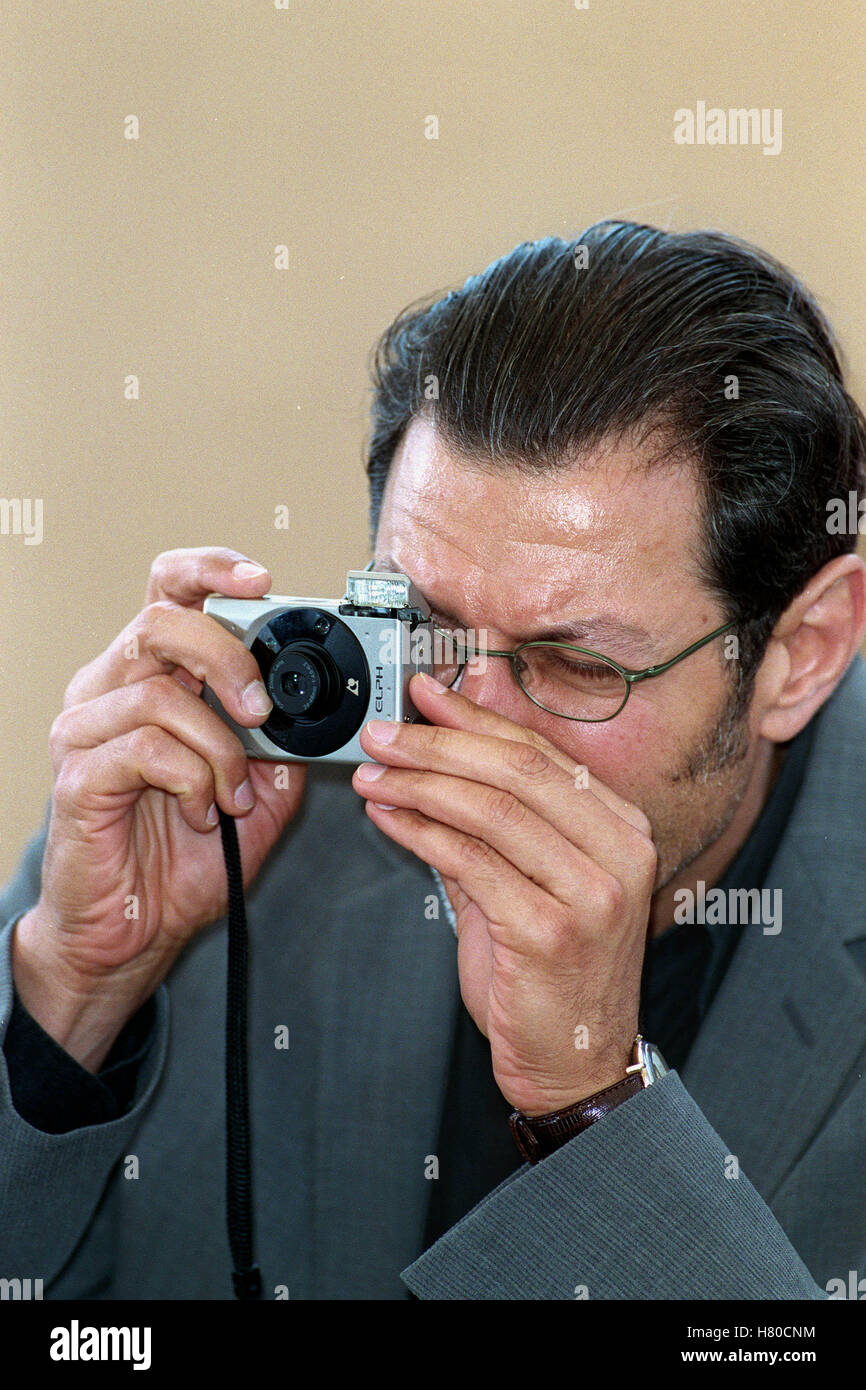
[378,419,704,595]
[382,416,699,537]
[378,417,711,650]
[377,539,659,656]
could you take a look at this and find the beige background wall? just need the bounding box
[1,0,864,880]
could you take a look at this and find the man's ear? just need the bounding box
[754,553,866,743]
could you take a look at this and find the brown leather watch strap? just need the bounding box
[508,1072,644,1164]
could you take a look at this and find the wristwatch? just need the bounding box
[508,1035,669,1165]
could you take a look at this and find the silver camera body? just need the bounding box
[203,569,437,763]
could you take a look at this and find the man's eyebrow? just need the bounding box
[377,556,657,657]
[518,616,656,655]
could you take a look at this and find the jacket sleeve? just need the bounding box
[0,818,170,1292]
[400,1071,828,1299]
[5,983,158,1133]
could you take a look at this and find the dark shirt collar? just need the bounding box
[641,714,818,1069]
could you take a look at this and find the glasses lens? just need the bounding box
[516,644,628,720]
[428,624,468,689]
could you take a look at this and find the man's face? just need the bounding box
[373,416,761,897]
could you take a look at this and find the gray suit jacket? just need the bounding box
[1,659,864,1300]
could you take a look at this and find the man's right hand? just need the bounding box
[11,547,307,1072]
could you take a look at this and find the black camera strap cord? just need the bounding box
[217,807,263,1300]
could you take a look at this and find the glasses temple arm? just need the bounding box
[624,621,735,684]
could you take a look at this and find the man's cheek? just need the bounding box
[551,714,659,791]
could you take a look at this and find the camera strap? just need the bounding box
[214,800,454,1298]
[217,808,262,1299]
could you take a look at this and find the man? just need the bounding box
[1,220,864,1299]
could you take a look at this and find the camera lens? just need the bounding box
[267,641,341,721]
[251,606,370,757]
[275,653,319,715]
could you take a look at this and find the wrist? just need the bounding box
[516,1070,632,1118]
[11,908,144,1073]
[504,1041,635,1117]
[508,1036,669,1163]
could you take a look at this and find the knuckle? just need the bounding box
[53,750,90,808]
[138,672,182,710]
[482,786,527,829]
[504,740,551,780]
[639,857,658,893]
[220,736,251,782]
[547,905,577,952]
[457,834,497,872]
[129,724,169,765]
[126,600,170,645]
[48,710,72,759]
[184,764,213,799]
[626,803,653,838]
[62,664,92,709]
[61,674,80,708]
[149,549,179,585]
[635,831,658,875]
[623,824,658,882]
[239,646,266,681]
[587,872,625,922]
[143,598,176,624]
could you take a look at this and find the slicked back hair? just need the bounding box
[365,220,866,697]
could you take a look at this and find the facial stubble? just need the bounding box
[650,665,756,892]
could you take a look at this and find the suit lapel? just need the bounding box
[683,663,866,1202]
[310,788,459,1296]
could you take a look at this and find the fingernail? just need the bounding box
[370,803,398,811]
[355,762,386,781]
[233,560,268,579]
[242,680,273,716]
[234,779,255,810]
[417,672,447,693]
[206,802,219,825]
[365,720,398,744]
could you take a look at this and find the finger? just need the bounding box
[144,547,271,607]
[408,672,652,836]
[168,666,203,695]
[64,602,272,728]
[54,727,220,835]
[354,765,610,906]
[363,802,556,954]
[50,675,256,816]
[358,722,655,884]
[439,872,468,919]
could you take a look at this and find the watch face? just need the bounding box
[642,1041,669,1084]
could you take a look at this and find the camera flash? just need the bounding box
[345,571,412,609]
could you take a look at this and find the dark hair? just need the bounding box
[364,220,866,692]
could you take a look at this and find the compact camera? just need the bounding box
[203,568,455,762]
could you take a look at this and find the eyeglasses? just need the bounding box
[425,619,735,723]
